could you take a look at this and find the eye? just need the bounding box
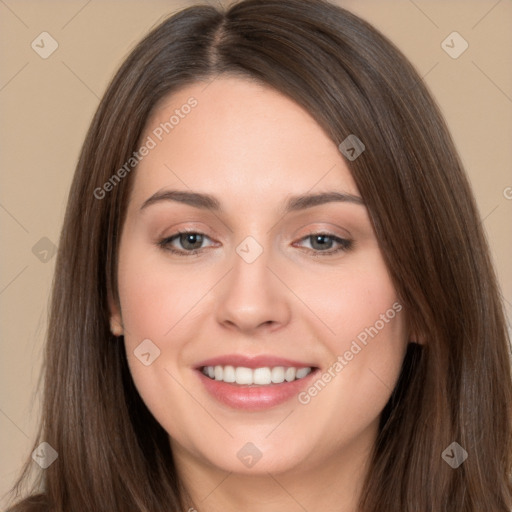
[157,231,215,255]
[157,231,353,257]
[294,233,353,256]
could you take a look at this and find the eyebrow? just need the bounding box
[139,189,364,213]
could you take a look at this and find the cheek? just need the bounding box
[117,242,202,341]
[317,311,407,448]
[295,254,403,350]
[116,245,202,440]
[116,239,223,397]
[292,254,408,423]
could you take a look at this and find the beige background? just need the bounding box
[1,0,511,504]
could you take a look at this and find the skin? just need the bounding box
[110,76,411,512]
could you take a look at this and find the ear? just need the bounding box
[108,292,124,337]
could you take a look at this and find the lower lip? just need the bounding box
[196,368,319,411]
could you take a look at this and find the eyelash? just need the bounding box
[157,231,354,257]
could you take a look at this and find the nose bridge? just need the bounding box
[214,235,291,332]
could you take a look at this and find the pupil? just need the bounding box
[181,233,202,250]
[312,235,332,250]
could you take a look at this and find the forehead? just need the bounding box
[130,76,360,209]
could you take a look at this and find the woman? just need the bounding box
[6,0,512,510]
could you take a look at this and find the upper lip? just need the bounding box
[195,354,318,370]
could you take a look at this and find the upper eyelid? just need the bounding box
[164,230,347,240]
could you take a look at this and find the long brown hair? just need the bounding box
[6,0,512,510]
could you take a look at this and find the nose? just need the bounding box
[215,243,292,334]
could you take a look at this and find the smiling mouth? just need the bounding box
[200,365,317,386]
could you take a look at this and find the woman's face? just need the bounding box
[111,76,410,476]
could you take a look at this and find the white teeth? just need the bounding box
[285,367,296,382]
[271,366,285,383]
[223,365,236,383]
[235,367,253,385]
[296,367,312,379]
[253,367,271,385]
[201,365,313,385]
